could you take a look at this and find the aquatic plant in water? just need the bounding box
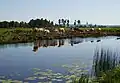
[73,48,120,83]
[92,48,120,77]
[0,79,22,83]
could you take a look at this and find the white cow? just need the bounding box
[35,28,38,31]
[39,28,44,31]
[98,28,101,31]
[91,28,95,31]
[44,29,50,33]
[86,30,89,32]
[54,29,59,32]
[34,28,44,32]
[34,28,50,33]
[59,28,65,32]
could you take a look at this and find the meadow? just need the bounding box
[0,27,120,44]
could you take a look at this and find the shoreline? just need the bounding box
[0,33,119,45]
[0,28,120,44]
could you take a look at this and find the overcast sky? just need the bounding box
[0,0,120,25]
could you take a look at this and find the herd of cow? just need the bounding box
[33,27,102,34]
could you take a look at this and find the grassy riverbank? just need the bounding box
[0,28,33,44]
[0,27,120,44]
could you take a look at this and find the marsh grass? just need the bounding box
[74,48,120,83]
[93,48,119,77]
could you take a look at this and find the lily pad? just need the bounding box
[25,76,37,80]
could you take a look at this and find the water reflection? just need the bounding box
[33,39,65,52]
[33,38,84,52]
[96,40,101,42]
[70,38,84,46]
[58,39,65,47]
[0,36,120,82]
[116,37,120,40]
[0,36,118,53]
[32,36,117,52]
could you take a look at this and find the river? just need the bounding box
[0,36,120,83]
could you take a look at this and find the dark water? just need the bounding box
[0,36,120,83]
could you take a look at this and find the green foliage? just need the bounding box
[73,48,120,83]
[94,66,120,83]
[93,48,119,77]
[28,18,54,28]
[73,74,89,83]
[0,18,54,28]
[0,27,120,44]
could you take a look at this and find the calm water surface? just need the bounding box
[0,36,120,82]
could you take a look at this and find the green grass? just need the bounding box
[80,27,120,32]
[0,28,11,35]
[0,27,120,44]
[15,27,32,31]
[0,28,34,44]
[0,27,120,33]
[0,28,31,32]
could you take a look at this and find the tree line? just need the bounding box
[58,19,106,28]
[0,18,106,28]
[58,19,81,27]
[0,18,54,28]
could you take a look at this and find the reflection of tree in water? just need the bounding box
[33,40,39,52]
[70,38,84,46]
[92,48,120,77]
[33,39,59,52]
[33,45,38,52]
[58,39,65,47]
[33,38,85,52]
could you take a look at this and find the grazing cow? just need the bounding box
[44,29,50,33]
[86,29,89,32]
[38,28,44,31]
[54,29,59,32]
[59,28,65,32]
[34,28,43,32]
[92,28,95,31]
[90,28,95,31]
[98,28,101,31]
[34,28,38,31]
[34,28,50,33]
